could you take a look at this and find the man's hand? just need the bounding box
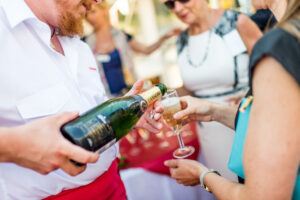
[6,112,99,176]
[135,101,164,133]
[126,80,164,133]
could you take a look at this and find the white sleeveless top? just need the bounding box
[176,10,250,181]
[177,10,249,101]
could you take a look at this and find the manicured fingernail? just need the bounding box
[158,123,163,129]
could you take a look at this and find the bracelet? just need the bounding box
[200,169,221,193]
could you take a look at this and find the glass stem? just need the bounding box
[175,127,185,149]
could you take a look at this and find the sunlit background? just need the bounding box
[84,0,254,89]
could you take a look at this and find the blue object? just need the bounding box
[228,97,250,178]
[294,168,300,200]
[101,49,127,94]
[125,32,133,42]
[228,97,300,199]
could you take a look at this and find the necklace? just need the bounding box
[186,11,214,68]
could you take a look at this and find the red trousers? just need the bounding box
[44,160,126,200]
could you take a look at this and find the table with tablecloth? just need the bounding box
[118,122,215,200]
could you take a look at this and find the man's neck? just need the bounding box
[24,0,57,29]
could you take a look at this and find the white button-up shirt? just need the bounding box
[0,0,118,199]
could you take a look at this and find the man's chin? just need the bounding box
[57,17,84,37]
[58,27,84,38]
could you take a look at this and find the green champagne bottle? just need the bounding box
[61,84,167,155]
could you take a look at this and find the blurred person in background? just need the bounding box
[0,0,164,199]
[165,0,300,199]
[85,1,182,96]
[162,0,262,183]
[251,9,277,31]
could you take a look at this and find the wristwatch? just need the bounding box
[200,169,221,193]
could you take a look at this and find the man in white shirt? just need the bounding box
[0,112,99,175]
[0,0,163,199]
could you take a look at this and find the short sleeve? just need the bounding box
[124,32,133,42]
[249,28,300,88]
[250,9,277,31]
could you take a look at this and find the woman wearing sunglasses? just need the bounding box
[163,0,262,182]
[165,0,300,199]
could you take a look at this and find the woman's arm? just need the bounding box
[176,86,193,96]
[237,14,263,54]
[241,57,300,199]
[225,90,248,106]
[174,96,238,130]
[129,28,182,55]
[167,57,300,200]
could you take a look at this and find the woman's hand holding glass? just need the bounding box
[173,96,215,125]
[173,96,237,130]
[161,90,195,158]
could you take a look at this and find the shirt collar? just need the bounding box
[1,0,37,28]
[1,0,56,50]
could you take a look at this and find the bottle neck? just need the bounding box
[138,86,162,106]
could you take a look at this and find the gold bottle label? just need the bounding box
[138,86,162,106]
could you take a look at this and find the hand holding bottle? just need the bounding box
[0,112,99,175]
[61,82,167,154]
[125,80,164,133]
[135,100,164,133]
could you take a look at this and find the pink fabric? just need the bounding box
[44,160,126,200]
[119,122,200,175]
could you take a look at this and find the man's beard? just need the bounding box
[57,11,84,37]
[56,0,87,37]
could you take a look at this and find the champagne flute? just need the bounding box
[161,89,195,158]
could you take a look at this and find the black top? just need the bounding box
[235,28,300,184]
[251,9,277,31]
[236,28,300,127]
[125,32,133,42]
[249,28,300,91]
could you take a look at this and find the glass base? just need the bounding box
[173,146,195,159]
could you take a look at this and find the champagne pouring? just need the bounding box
[61,84,167,165]
[161,89,195,159]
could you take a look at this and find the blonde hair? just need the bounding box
[278,0,300,40]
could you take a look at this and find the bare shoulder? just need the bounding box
[253,56,300,99]
[236,13,262,53]
[237,14,252,26]
[237,13,262,37]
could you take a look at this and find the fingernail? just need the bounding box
[164,161,169,166]
[72,111,79,116]
[173,114,178,119]
[157,123,162,129]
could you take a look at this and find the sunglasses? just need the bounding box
[164,0,190,9]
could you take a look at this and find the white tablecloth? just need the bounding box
[120,152,216,200]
